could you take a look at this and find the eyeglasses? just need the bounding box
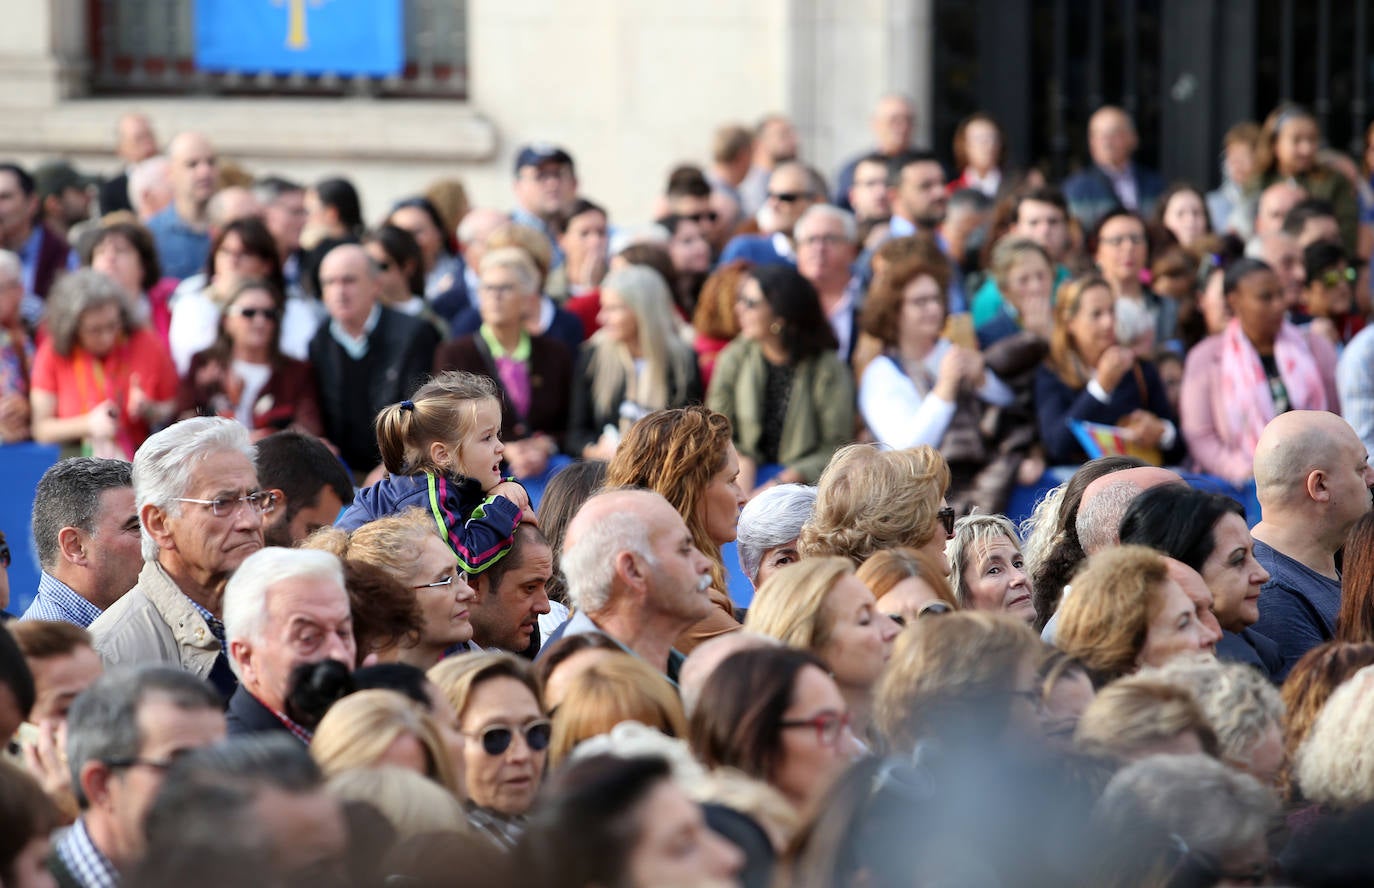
[1100,233,1146,248]
[768,191,814,204]
[479,283,521,298]
[174,491,278,518]
[937,506,956,539]
[413,573,466,591]
[374,259,393,272]
[886,600,952,627]
[798,234,850,249]
[683,211,718,224]
[1321,267,1358,287]
[780,711,852,747]
[231,307,279,322]
[103,755,177,772]
[735,294,764,310]
[463,720,553,756]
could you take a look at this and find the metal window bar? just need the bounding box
[88,0,467,98]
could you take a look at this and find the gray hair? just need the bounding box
[479,246,539,295]
[945,514,1021,607]
[1095,754,1277,872]
[561,508,653,615]
[223,547,346,677]
[43,269,139,357]
[736,484,817,582]
[795,204,857,243]
[0,249,20,285]
[127,155,169,216]
[1296,663,1374,809]
[133,417,257,561]
[1075,479,1142,556]
[1143,657,1284,769]
[1019,482,1065,583]
[66,666,222,806]
[31,458,133,571]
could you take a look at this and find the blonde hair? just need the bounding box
[1046,274,1113,389]
[311,690,461,795]
[304,508,437,584]
[1074,675,1219,763]
[327,767,467,839]
[743,557,854,655]
[798,445,950,564]
[1145,657,1284,774]
[1055,545,1171,686]
[874,611,1043,753]
[990,236,1052,298]
[856,547,957,610]
[374,370,502,476]
[945,514,1022,609]
[547,654,688,766]
[485,226,551,289]
[428,651,542,721]
[1295,664,1374,810]
[588,265,697,421]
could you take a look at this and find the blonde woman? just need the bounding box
[945,514,1033,623]
[1073,674,1219,763]
[327,766,468,839]
[856,546,958,626]
[798,443,952,571]
[1294,663,1374,812]
[568,264,703,461]
[547,653,688,766]
[744,557,898,741]
[312,690,462,796]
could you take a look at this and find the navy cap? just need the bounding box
[514,143,574,174]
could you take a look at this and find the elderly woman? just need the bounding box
[1278,642,1374,803]
[361,225,450,337]
[707,263,854,494]
[82,220,177,348]
[30,270,177,459]
[1073,675,1220,763]
[605,405,746,653]
[745,557,899,741]
[546,653,688,767]
[1180,258,1337,486]
[566,265,703,461]
[856,547,957,625]
[1150,657,1285,785]
[168,216,321,373]
[875,611,1046,755]
[311,689,462,796]
[176,278,323,438]
[690,646,861,814]
[0,251,31,443]
[735,483,816,591]
[429,652,551,849]
[1035,274,1183,466]
[1294,664,1374,819]
[1056,546,1215,687]
[432,247,574,483]
[386,196,466,313]
[945,514,1033,623]
[1120,485,1279,680]
[798,443,952,572]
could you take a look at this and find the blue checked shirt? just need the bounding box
[55,818,119,888]
[20,572,104,628]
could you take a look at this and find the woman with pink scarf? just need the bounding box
[1180,258,1339,485]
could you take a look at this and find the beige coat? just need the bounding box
[88,560,222,680]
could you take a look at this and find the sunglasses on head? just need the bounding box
[938,506,956,539]
[467,720,552,756]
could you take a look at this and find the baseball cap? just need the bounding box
[514,143,575,175]
[33,161,97,199]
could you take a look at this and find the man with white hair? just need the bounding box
[544,489,715,681]
[795,205,862,361]
[223,547,354,739]
[1251,411,1374,677]
[89,417,270,699]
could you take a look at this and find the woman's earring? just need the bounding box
[770,321,783,335]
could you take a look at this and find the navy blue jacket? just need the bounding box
[1215,627,1283,684]
[1034,359,1184,465]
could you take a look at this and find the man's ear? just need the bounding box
[141,502,175,553]
[1308,469,1331,503]
[228,639,253,686]
[80,759,114,809]
[616,551,650,599]
[57,525,89,567]
[268,488,287,514]
[470,572,491,603]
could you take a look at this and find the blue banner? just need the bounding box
[194,0,405,77]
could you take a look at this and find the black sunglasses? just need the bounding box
[683,210,718,224]
[938,506,956,539]
[466,720,553,756]
[768,191,813,204]
[233,307,279,322]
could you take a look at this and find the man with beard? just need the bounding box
[255,431,355,548]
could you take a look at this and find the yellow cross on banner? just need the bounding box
[285,0,309,48]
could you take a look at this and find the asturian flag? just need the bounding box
[194,0,405,77]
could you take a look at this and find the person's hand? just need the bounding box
[87,400,119,439]
[956,347,985,386]
[0,392,30,442]
[1020,291,1054,339]
[934,347,965,400]
[491,480,532,514]
[21,720,77,822]
[1094,346,1135,393]
[571,248,607,292]
[1121,410,1166,448]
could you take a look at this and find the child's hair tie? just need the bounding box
[400,400,415,411]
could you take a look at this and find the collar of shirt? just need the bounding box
[562,610,682,686]
[57,817,120,888]
[328,303,382,359]
[480,323,531,361]
[183,594,226,645]
[23,572,104,627]
[269,703,314,744]
[888,215,918,239]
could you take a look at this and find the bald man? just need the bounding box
[1251,411,1374,677]
[1062,106,1164,230]
[1165,559,1223,656]
[146,132,219,278]
[833,95,919,210]
[307,244,440,474]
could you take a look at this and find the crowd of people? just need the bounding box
[3,95,1374,887]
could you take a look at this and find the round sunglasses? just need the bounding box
[463,719,553,756]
